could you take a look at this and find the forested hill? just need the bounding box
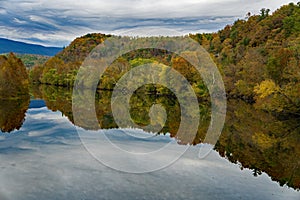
[31,2,300,116]
[30,33,110,86]
[0,38,62,56]
[190,2,300,115]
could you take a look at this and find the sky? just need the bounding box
[0,0,298,47]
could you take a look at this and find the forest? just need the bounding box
[190,2,300,116]
[1,3,300,116]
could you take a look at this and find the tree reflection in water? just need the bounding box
[0,95,30,133]
[216,100,300,189]
[26,84,300,189]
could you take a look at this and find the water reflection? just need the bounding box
[31,84,211,144]
[216,100,300,189]
[0,96,29,132]
[1,84,298,190]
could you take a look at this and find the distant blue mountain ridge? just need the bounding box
[0,38,62,56]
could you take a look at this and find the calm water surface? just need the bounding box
[0,85,299,200]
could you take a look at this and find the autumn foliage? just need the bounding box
[190,2,300,115]
[0,53,29,98]
[30,3,300,115]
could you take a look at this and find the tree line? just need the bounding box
[1,3,299,116]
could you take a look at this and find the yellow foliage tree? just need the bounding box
[254,79,279,98]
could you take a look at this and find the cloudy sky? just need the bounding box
[0,0,298,47]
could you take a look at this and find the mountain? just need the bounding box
[0,38,62,56]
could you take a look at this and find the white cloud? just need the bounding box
[13,17,27,24]
[0,98,299,199]
[29,15,58,27]
[7,0,297,18]
[0,7,6,14]
[0,127,299,199]
[0,0,298,46]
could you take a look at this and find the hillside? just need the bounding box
[30,33,111,87]
[30,33,208,100]
[31,2,300,115]
[0,38,62,56]
[190,2,300,115]
[1,53,50,69]
[15,54,50,69]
